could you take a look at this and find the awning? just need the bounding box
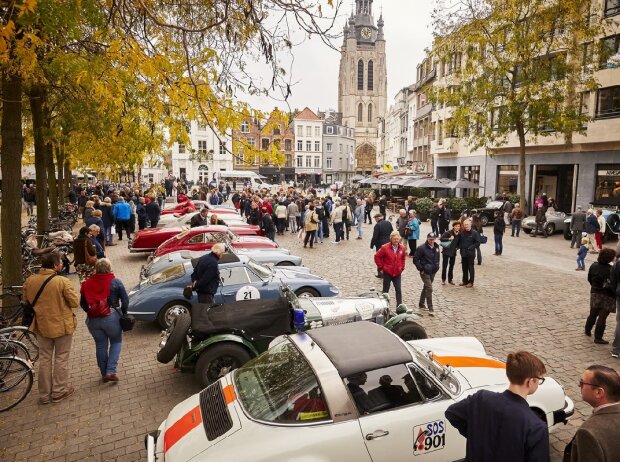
[406,178,447,188]
[447,179,483,189]
[350,175,366,182]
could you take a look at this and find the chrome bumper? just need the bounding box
[145,430,160,462]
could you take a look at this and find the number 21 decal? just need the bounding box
[413,420,446,455]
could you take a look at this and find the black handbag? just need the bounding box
[21,274,57,327]
[112,306,135,332]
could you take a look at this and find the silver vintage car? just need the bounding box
[522,211,569,236]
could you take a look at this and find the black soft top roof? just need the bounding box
[306,322,412,378]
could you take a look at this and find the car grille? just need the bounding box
[199,381,233,441]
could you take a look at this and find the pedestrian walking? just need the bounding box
[370,213,393,278]
[374,231,407,307]
[191,243,225,304]
[510,204,523,237]
[342,201,352,240]
[112,197,132,240]
[493,210,505,256]
[354,199,364,239]
[145,195,161,228]
[275,201,287,235]
[315,201,326,243]
[585,208,600,253]
[585,248,617,344]
[136,197,148,230]
[23,186,36,216]
[74,226,98,282]
[438,199,450,235]
[576,237,588,271]
[23,251,80,404]
[414,233,440,315]
[303,205,319,248]
[80,258,128,383]
[430,202,440,236]
[378,195,387,217]
[564,365,620,461]
[570,206,587,248]
[445,351,549,462]
[331,199,345,244]
[287,200,299,233]
[471,212,484,265]
[261,207,276,241]
[502,199,513,226]
[395,209,408,240]
[405,210,421,257]
[364,196,373,224]
[440,221,460,285]
[455,218,481,288]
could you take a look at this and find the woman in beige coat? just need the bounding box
[304,204,319,249]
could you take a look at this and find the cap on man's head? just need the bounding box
[427,232,437,240]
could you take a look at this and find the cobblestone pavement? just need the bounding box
[1,214,618,461]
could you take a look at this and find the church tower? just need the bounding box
[338,0,387,175]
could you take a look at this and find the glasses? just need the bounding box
[578,379,600,388]
[535,377,545,385]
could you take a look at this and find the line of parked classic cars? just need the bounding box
[133,199,579,462]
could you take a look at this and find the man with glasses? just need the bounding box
[564,365,620,461]
[445,351,549,462]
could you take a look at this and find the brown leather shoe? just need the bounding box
[52,386,75,403]
[465,283,474,288]
[459,283,467,286]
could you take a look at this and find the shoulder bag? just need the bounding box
[112,306,135,332]
[21,274,57,327]
[84,240,98,266]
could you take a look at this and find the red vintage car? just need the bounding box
[152,225,278,257]
[129,222,262,253]
[160,200,197,216]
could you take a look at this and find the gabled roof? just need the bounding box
[294,107,320,121]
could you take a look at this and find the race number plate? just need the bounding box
[235,285,261,301]
[413,420,446,455]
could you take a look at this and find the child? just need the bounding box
[576,237,588,271]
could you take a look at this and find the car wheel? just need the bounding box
[295,287,320,298]
[195,343,252,387]
[480,215,489,226]
[157,301,190,329]
[275,261,295,266]
[156,312,191,364]
[563,228,571,240]
[391,321,428,341]
[523,228,532,234]
[544,223,555,235]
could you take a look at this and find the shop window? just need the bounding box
[496,165,519,195]
[594,164,620,206]
[596,86,620,119]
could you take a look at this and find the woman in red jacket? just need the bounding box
[373,231,407,306]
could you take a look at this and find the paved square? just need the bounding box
[1,217,617,461]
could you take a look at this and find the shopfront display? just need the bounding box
[594,164,620,206]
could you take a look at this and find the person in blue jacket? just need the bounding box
[445,351,549,462]
[406,210,421,257]
[112,197,132,241]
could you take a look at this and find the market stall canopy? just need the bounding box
[350,175,366,182]
[405,177,446,188]
[363,177,385,184]
[389,176,418,186]
[448,179,483,189]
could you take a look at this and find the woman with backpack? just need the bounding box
[80,258,129,382]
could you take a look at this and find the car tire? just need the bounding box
[157,301,191,329]
[275,261,295,266]
[563,228,571,240]
[391,321,428,341]
[295,287,320,298]
[157,312,191,364]
[195,343,252,387]
[480,215,489,226]
[523,228,532,234]
[544,223,555,235]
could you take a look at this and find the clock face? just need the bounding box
[361,27,372,40]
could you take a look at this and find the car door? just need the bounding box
[355,363,465,462]
[218,267,254,304]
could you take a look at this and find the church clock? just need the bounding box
[361,27,372,40]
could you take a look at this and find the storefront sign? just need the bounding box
[598,170,620,176]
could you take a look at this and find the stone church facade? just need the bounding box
[337,0,387,175]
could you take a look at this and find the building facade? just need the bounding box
[293,107,323,185]
[338,0,387,175]
[170,121,233,183]
[320,110,356,184]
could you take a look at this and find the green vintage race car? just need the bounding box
[156,286,427,387]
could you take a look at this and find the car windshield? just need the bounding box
[234,339,330,424]
[225,229,238,241]
[175,229,191,240]
[247,259,272,279]
[411,349,461,396]
[149,264,186,284]
[487,201,505,209]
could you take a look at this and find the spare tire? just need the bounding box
[391,321,428,341]
[157,312,191,364]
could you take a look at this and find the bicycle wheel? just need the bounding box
[0,327,38,362]
[0,356,34,412]
[0,294,22,328]
[0,340,31,362]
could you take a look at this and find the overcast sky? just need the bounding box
[242,0,436,113]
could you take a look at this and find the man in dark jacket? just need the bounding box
[585,208,600,252]
[445,351,549,462]
[378,195,387,217]
[136,197,148,230]
[414,233,440,314]
[190,208,209,228]
[373,231,407,306]
[440,221,460,285]
[530,205,548,238]
[455,219,481,287]
[260,207,276,241]
[191,243,224,304]
[145,197,161,228]
[570,206,587,248]
[370,213,393,277]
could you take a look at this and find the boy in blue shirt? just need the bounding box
[577,237,588,271]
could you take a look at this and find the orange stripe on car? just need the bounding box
[223,384,237,404]
[164,406,202,453]
[433,355,506,369]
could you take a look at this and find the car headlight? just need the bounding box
[330,285,340,294]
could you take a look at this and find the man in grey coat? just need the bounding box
[570,206,587,249]
[565,365,620,461]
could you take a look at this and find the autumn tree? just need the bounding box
[428,0,605,209]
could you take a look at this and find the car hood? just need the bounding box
[273,267,316,278]
[137,226,183,236]
[410,337,507,389]
[299,296,389,327]
[235,235,273,243]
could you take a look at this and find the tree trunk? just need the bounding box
[63,149,71,195]
[30,85,49,236]
[515,122,527,212]
[56,146,65,206]
[1,71,24,288]
[44,103,58,218]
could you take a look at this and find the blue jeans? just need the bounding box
[357,220,363,238]
[86,311,123,376]
[317,221,324,242]
[104,226,113,245]
[494,234,503,255]
[576,257,585,269]
[511,220,521,236]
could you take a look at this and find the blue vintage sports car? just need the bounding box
[128,253,339,328]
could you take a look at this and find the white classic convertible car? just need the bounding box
[146,322,574,462]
